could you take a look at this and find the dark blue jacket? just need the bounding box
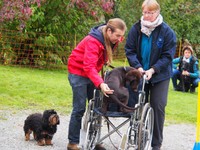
[125,21,177,84]
[89,24,105,47]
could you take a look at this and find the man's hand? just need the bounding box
[100,83,114,97]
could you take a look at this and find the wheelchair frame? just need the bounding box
[79,75,154,150]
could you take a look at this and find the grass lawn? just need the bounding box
[0,65,72,115]
[166,81,198,124]
[0,64,198,124]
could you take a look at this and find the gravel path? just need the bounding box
[0,110,196,150]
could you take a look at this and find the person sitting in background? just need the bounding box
[171,45,199,92]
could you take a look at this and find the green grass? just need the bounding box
[0,64,198,124]
[0,66,72,115]
[166,82,198,124]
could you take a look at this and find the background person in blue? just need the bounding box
[171,45,199,93]
[124,0,176,149]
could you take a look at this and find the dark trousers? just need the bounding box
[146,79,169,147]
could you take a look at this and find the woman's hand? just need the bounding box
[145,68,155,80]
[182,70,190,76]
[100,83,114,97]
[138,67,145,74]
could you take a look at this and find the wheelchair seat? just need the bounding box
[94,107,134,118]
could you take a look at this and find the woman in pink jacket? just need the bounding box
[67,18,126,150]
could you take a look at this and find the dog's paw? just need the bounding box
[25,133,31,141]
[37,139,45,146]
[45,139,53,145]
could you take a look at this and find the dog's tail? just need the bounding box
[108,94,138,112]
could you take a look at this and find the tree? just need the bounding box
[0,0,44,29]
[1,0,199,67]
[0,0,117,67]
[162,0,200,57]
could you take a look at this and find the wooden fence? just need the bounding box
[0,28,199,69]
[0,28,126,69]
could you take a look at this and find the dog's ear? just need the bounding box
[42,110,53,124]
[49,109,58,115]
[42,110,50,126]
[43,109,57,115]
[126,69,142,91]
[43,110,50,117]
[125,69,137,82]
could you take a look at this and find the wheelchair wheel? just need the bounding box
[138,103,154,150]
[124,123,138,150]
[85,112,102,150]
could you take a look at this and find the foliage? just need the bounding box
[115,0,142,31]
[0,0,118,68]
[0,0,45,29]
[0,28,68,68]
[162,0,200,56]
[1,0,199,41]
[0,0,200,68]
[0,0,115,34]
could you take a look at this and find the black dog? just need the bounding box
[180,61,191,92]
[102,67,142,113]
[176,61,191,92]
[23,109,60,146]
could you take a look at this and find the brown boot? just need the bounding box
[67,143,80,150]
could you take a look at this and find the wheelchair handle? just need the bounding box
[141,74,146,91]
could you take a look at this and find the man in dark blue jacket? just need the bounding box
[124,0,176,149]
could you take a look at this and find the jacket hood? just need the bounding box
[89,24,106,48]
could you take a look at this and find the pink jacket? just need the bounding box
[67,35,106,88]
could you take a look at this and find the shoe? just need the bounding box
[173,88,177,91]
[152,145,161,150]
[67,143,80,150]
[190,86,195,93]
[184,84,190,92]
[95,144,106,150]
[174,86,182,91]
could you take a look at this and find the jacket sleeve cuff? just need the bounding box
[151,66,158,73]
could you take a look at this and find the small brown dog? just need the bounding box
[23,109,60,146]
[102,67,142,113]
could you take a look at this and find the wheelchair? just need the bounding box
[79,75,154,150]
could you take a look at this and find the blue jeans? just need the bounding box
[171,69,181,89]
[193,78,200,87]
[68,73,95,144]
